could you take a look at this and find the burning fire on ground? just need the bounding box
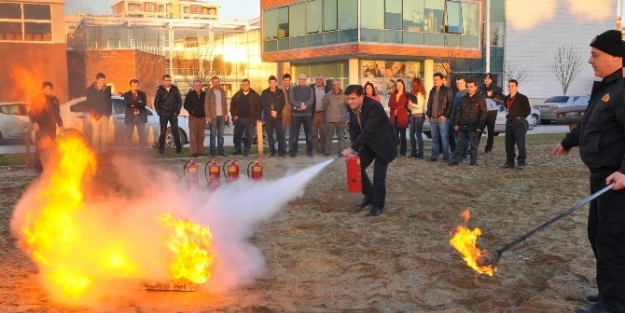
[13,131,217,305]
[449,209,496,276]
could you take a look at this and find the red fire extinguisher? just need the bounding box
[345,153,362,193]
[247,158,263,181]
[223,157,240,183]
[183,158,200,188]
[205,158,221,190]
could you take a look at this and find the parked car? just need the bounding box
[533,95,584,124]
[0,102,33,143]
[554,95,589,129]
[422,105,540,139]
[60,96,189,148]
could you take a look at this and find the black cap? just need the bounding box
[589,30,622,57]
[42,81,53,89]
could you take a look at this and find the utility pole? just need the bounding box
[485,0,491,73]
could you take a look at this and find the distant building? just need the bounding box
[0,0,69,102]
[110,0,219,20]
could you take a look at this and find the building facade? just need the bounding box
[261,0,618,102]
[0,0,69,102]
[111,0,219,20]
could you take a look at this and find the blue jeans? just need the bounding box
[233,117,253,153]
[291,115,312,154]
[409,114,424,156]
[430,118,449,160]
[430,117,449,159]
[209,116,226,154]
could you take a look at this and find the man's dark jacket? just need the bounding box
[454,93,487,131]
[29,93,63,139]
[561,69,625,173]
[123,90,148,124]
[86,83,112,119]
[230,89,261,126]
[347,97,398,163]
[503,92,531,120]
[478,84,505,104]
[154,85,182,116]
[426,85,454,119]
[260,87,286,121]
[183,90,206,118]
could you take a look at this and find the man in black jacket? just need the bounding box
[477,73,505,153]
[260,75,286,157]
[29,81,64,173]
[183,79,206,157]
[449,80,486,166]
[154,74,182,154]
[554,30,624,313]
[342,85,397,217]
[230,78,261,156]
[123,79,148,150]
[426,73,454,161]
[86,72,112,154]
[502,79,531,169]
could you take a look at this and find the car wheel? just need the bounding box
[165,127,187,148]
[528,114,539,128]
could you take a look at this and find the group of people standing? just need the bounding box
[383,72,531,168]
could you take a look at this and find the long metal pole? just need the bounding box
[485,0,491,73]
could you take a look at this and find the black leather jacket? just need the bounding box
[454,93,487,131]
[154,85,182,116]
[426,85,453,119]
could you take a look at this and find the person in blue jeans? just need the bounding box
[426,73,454,162]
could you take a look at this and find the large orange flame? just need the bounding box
[449,209,496,276]
[18,131,216,304]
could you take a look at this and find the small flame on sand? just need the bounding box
[449,209,496,276]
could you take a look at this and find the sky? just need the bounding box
[64,0,260,20]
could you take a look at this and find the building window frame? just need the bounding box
[0,2,52,42]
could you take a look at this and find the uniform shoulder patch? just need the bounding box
[601,93,610,102]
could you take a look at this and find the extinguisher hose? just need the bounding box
[204,162,211,185]
[247,161,255,179]
[183,160,192,178]
[222,161,229,183]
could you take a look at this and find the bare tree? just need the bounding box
[174,38,218,88]
[551,44,584,95]
[504,63,533,86]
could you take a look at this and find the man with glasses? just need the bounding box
[289,73,314,157]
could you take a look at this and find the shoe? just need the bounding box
[270,151,276,157]
[218,152,228,157]
[575,304,609,313]
[290,153,297,158]
[468,163,476,167]
[243,151,249,156]
[415,155,424,159]
[355,199,373,209]
[307,152,313,157]
[367,207,383,217]
[158,149,164,155]
[448,162,459,166]
[279,153,287,158]
[190,153,198,157]
[516,164,526,170]
[233,150,241,155]
[427,157,438,162]
[586,294,599,303]
[501,163,514,169]
[442,157,449,162]
[176,148,182,154]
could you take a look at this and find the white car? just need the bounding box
[0,102,33,143]
[60,96,189,148]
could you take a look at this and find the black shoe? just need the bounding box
[468,163,477,167]
[218,152,228,157]
[516,164,526,170]
[442,157,449,162]
[176,148,182,154]
[448,161,459,166]
[158,149,164,155]
[427,157,437,162]
[233,150,241,155]
[415,155,424,159]
[575,304,609,313]
[307,152,313,157]
[367,207,383,217]
[290,153,297,158]
[243,151,249,156]
[355,199,373,209]
[586,294,599,303]
[279,153,287,158]
[501,163,514,168]
[270,151,276,157]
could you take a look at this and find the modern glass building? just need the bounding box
[261,0,500,98]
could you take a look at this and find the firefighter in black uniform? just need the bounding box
[554,30,625,313]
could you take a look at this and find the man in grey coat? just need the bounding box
[204,76,229,156]
[324,79,347,156]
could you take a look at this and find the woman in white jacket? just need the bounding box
[408,77,427,159]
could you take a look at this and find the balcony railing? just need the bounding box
[68,39,165,55]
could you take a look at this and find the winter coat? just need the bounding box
[123,90,148,124]
[154,85,182,116]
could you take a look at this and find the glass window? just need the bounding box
[424,0,444,33]
[324,31,338,45]
[385,30,402,43]
[445,1,462,34]
[323,0,337,31]
[307,33,322,47]
[361,0,384,29]
[360,29,383,42]
[491,22,504,46]
[23,4,51,20]
[403,32,424,45]
[403,0,424,32]
[338,29,358,43]
[338,0,357,29]
[490,0,505,23]
[461,2,479,36]
[385,0,402,30]
[0,22,22,40]
[0,3,21,19]
[278,7,289,38]
[263,9,278,40]
[307,0,322,34]
[128,3,141,11]
[24,22,51,41]
[289,3,306,37]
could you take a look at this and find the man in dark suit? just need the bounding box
[342,85,398,217]
[123,79,148,150]
[502,79,531,169]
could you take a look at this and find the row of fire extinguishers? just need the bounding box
[183,157,263,189]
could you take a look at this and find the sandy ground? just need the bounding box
[0,136,600,312]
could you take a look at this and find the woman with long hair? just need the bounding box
[364,82,381,102]
[408,77,427,158]
[387,79,409,156]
